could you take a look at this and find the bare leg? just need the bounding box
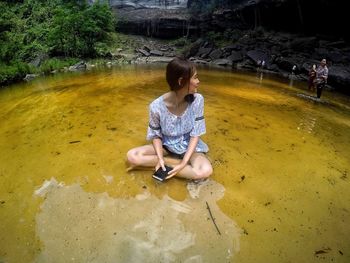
[126,144,161,169]
[127,146,212,180]
[126,144,182,170]
[174,153,213,180]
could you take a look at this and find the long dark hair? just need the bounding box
[166,57,196,103]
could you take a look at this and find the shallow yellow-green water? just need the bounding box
[0,65,349,263]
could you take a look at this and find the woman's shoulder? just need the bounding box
[149,94,166,111]
[193,93,204,104]
[195,93,204,99]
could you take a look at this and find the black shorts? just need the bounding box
[163,145,185,159]
[162,145,206,160]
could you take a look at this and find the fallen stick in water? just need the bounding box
[206,201,221,235]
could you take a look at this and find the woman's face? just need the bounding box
[188,70,200,94]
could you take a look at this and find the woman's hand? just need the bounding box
[166,162,186,179]
[155,158,166,172]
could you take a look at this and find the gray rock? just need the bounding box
[227,51,243,62]
[185,39,202,58]
[212,59,232,66]
[23,74,39,81]
[150,50,164,56]
[143,45,151,52]
[275,57,298,73]
[146,56,174,63]
[223,44,243,51]
[189,58,209,65]
[69,61,87,71]
[313,48,328,59]
[289,37,318,52]
[196,47,213,59]
[328,65,350,88]
[246,50,269,65]
[328,50,346,63]
[209,49,223,60]
[137,49,150,57]
[29,53,48,67]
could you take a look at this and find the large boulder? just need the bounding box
[227,51,244,63]
[209,49,223,60]
[274,57,300,73]
[246,49,270,66]
[289,37,318,53]
[328,66,350,93]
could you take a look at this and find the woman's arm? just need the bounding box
[153,137,166,171]
[167,136,199,178]
[181,136,199,164]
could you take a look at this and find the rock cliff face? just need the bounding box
[113,0,347,41]
[192,0,347,41]
[110,0,187,9]
[115,7,194,38]
[113,1,193,39]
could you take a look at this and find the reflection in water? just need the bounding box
[297,103,318,134]
[0,65,350,263]
[297,113,317,134]
[289,72,296,87]
[34,178,241,263]
[256,70,264,85]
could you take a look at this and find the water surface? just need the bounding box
[0,65,349,263]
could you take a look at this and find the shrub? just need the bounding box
[0,61,30,86]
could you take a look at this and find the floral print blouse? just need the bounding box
[146,93,209,155]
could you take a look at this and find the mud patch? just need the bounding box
[34,179,241,263]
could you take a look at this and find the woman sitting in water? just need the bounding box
[127,57,213,180]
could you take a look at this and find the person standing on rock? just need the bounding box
[314,58,328,98]
[127,57,213,180]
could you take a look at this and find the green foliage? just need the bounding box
[48,1,115,57]
[37,57,80,74]
[171,37,191,47]
[204,29,242,47]
[0,61,30,85]
[0,0,115,85]
[94,42,110,57]
[0,0,115,62]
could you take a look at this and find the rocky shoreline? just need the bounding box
[108,31,350,95]
[22,30,350,95]
[182,30,350,94]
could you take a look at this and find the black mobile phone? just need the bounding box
[152,166,173,182]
